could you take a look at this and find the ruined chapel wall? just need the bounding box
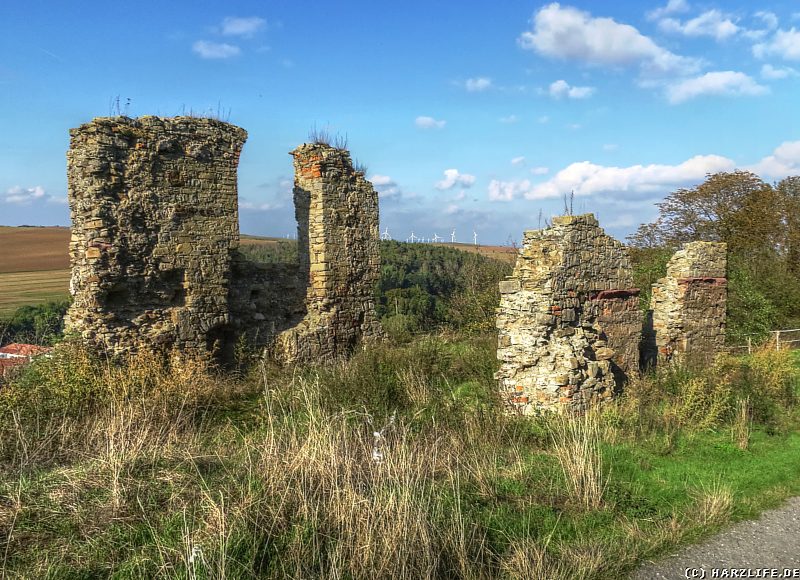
[649,241,727,364]
[496,214,641,413]
[65,116,247,356]
[273,144,382,363]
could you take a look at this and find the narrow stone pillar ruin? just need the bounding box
[495,214,641,413]
[65,116,247,358]
[273,143,382,363]
[646,241,727,364]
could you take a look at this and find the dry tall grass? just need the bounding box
[549,411,607,510]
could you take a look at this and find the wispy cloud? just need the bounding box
[464,77,492,92]
[530,166,549,175]
[666,71,768,104]
[415,116,446,129]
[511,156,526,166]
[435,169,476,190]
[646,0,690,22]
[548,79,595,99]
[658,10,739,41]
[761,63,797,79]
[499,114,519,124]
[2,185,65,205]
[221,16,266,37]
[192,40,240,59]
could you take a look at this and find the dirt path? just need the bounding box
[633,497,800,579]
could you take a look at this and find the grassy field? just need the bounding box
[0,270,71,317]
[0,338,797,578]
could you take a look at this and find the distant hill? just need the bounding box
[0,226,517,273]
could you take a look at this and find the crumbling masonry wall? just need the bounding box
[495,215,641,413]
[65,117,382,363]
[272,144,382,363]
[646,241,727,364]
[65,117,247,356]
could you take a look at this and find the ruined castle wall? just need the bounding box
[648,241,727,364]
[273,144,382,363]
[495,214,641,413]
[65,116,247,357]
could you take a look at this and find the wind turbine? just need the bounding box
[450,229,456,243]
[432,233,442,243]
[473,230,478,246]
[406,231,418,243]
[381,227,391,241]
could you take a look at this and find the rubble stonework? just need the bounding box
[65,116,246,357]
[65,118,382,363]
[495,214,641,413]
[646,241,727,364]
[273,144,382,363]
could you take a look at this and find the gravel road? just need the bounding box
[633,497,800,579]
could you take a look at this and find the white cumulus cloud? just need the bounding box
[666,71,768,104]
[369,174,402,199]
[415,116,446,129]
[659,10,739,41]
[488,179,531,202]
[754,28,800,61]
[548,79,595,99]
[221,16,266,37]
[192,41,240,59]
[465,77,492,92]
[518,3,700,76]
[436,169,476,191]
[747,141,800,178]
[525,154,736,200]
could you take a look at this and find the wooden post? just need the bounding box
[747,336,752,354]
[776,330,781,352]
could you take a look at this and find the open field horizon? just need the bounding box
[0,225,517,317]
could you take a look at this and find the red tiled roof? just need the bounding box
[0,343,52,357]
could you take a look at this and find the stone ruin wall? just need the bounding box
[65,116,247,357]
[272,144,383,363]
[495,215,642,413]
[646,241,727,365]
[65,117,381,364]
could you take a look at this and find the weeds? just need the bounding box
[0,337,797,578]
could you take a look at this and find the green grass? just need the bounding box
[0,270,70,318]
[0,339,798,578]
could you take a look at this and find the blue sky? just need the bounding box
[1,0,799,244]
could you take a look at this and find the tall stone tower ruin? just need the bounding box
[273,143,382,363]
[65,116,246,357]
[495,214,641,413]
